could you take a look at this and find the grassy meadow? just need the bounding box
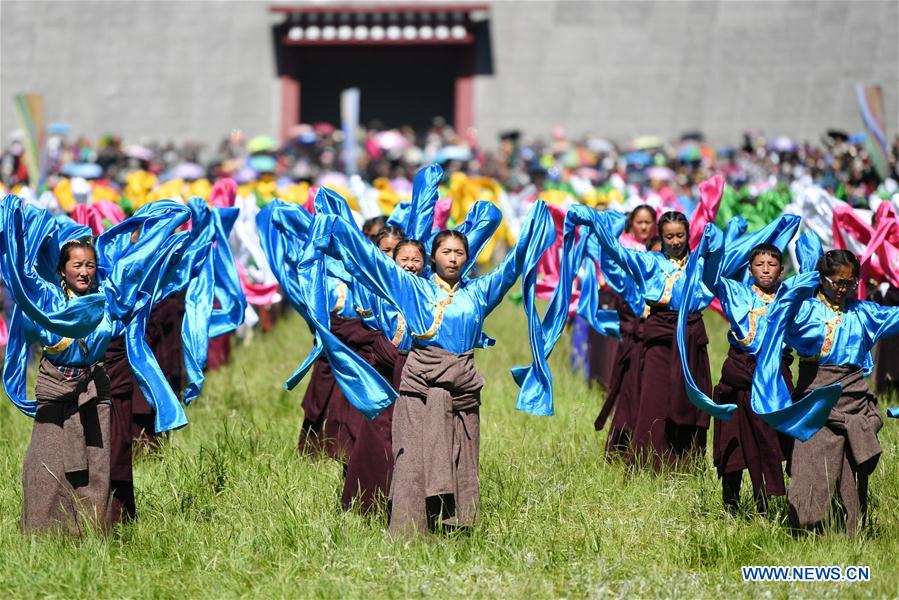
[0,299,897,598]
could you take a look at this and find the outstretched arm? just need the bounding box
[307,213,431,332]
[468,200,556,315]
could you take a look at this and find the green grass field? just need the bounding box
[0,300,897,598]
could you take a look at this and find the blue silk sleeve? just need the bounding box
[795,231,823,274]
[54,215,92,246]
[307,213,432,332]
[751,271,841,440]
[407,164,442,242]
[719,214,801,282]
[1,197,106,338]
[676,224,736,419]
[456,201,503,279]
[95,200,191,323]
[3,307,36,415]
[511,203,616,416]
[590,210,656,296]
[23,203,65,283]
[468,200,556,316]
[293,249,397,418]
[575,257,621,337]
[386,200,411,230]
[96,201,195,431]
[180,199,246,405]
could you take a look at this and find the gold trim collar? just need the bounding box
[752,285,776,304]
[816,292,844,314]
[432,274,460,295]
[666,255,687,269]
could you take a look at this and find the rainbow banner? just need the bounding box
[855,83,889,181]
[12,94,46,190]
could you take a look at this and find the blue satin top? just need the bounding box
[313,204,553,355]
[787,295,899,370]
[592,211,713,311]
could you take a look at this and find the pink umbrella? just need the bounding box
[209,178,237,208]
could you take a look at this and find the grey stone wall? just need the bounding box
[476,0,899,145]
[2,0,897,150]
[1,1,278,152]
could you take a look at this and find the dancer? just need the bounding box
[1,197,196,533]
[341,239,427,512]
[592,205,655,460]
[590,210,714,470]
[307,200,555,534]
[755,248,898,534]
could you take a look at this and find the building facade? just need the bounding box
[2,0,896,151]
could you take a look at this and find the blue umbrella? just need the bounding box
[624,151,652,167]
[61,162,103,179]
[434,146,472,163]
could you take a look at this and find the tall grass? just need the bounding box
[0,301,896,598]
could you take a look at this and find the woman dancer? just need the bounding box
[591,210,713,470]
[759,249,898,534]
[1,197,194,533]
[308,201,554,535]
[342,239,426,512]
[593,205,656,460]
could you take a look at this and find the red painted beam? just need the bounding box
[280,75,300,142]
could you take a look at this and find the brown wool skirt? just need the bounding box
[389,345,483,536]
[630,310,712,470]
[22,358,112,534]
[713,346,793,496]
[788,362,883,535]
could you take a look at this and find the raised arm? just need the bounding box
[456,200,503,279]
[468,200,556,315]
[306,213,432,332]
[1,197,105,338]
[588,210,658,293]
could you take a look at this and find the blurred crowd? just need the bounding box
[2,120,898,220]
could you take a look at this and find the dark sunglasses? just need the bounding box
[823,275,858,291]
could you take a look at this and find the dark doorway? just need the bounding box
[289,45,459,129]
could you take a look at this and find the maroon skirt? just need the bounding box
[595,299,642,460]
[713,346,793,496]
[587,287,622,389]
[630,310,712,470]
[341,341,405,512]
[873,285,899,393]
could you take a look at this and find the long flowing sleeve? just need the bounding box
[306,212,432,332]
[467,200,556,316]
[0,196,106,338]
[795,231,823,274]
[406,163,443,241]
[292,249,397,418]
[97,201,195,432]
[718,214,801,282]
[676,224,736,419]
[589,210,657,296]
[511,203,612,416]
[750,272,841,440]
[464,200,556,415]
[3,307,37,415]
[455,200,503,279]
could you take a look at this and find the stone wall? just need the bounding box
[2,0,896,150]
